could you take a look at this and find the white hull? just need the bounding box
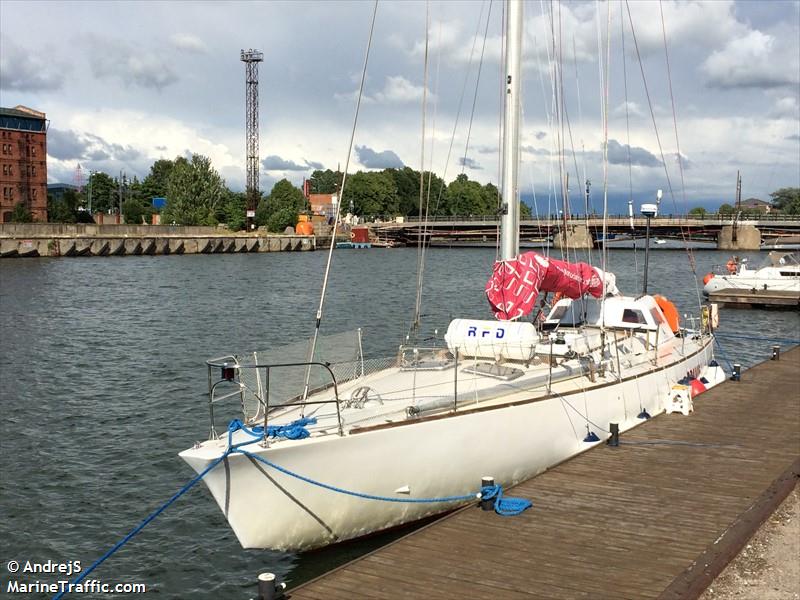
[181,335,713,551]
[704,274,800,295]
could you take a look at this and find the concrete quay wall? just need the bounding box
[0,224,314,258]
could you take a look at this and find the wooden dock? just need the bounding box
[288,347,800,599]
[709,287,800,309]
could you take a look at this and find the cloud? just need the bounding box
[475,145,497,155]
[607,139,662,167]
[170,33,206,53]
[458,157,482,170]
[261,155,324,172]
[262,155,307,171]
[83,34,179,90]
[702,30,799,89]
[355,145,404,169]
[534,131,547,140]
[612,101,644,119]
[0,38,67,92]
[769,96,799,120]
[786,134,800,141]
[304,159,324,170]
[373,76,430,103]
[47,128,141,163]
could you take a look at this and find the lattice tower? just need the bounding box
[241,49,264,230]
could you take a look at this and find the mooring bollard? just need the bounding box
[257,572,286,600]
[772,345,780,361]
[608,423,620,447]
[732,363,741,381]
[480,476,495,511]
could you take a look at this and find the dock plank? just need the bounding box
[289,347,799,599]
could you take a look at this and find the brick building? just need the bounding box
[0,105,48,222]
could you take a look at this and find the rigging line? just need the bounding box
[659,0,704,309]
[600,0,611,329]
[411,0,430,337]
[417,0,486,256]
[556,0,570,263]
[417,13,443,336]
[496,0,506,259]
[461,0,493,176]
[624,0,697,288]
[620,8,638,277]
[624,1,676,201]
[572,35,595,268]
[414,1,488,332]
[302,0,379,408]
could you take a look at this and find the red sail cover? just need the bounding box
[485,252,606,320]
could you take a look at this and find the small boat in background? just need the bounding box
[703,251,800,296]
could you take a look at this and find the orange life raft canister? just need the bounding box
[653,295,680,334]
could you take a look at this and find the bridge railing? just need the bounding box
[372,213,800,225]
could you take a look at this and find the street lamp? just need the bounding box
[641,189,662,295]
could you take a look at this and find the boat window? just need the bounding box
[622,309,647,325]
[649,307,666,325]
[547,306,568,322]
[779,271,798,277]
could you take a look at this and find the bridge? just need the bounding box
[371,213,800,250]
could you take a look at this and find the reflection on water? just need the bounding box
[0,248,797,598]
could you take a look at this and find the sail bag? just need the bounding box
[485,252,617,321]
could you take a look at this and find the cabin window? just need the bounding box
[649,307,666,325]
[622,309,647,325]
[547,306,569,321]
[779,271,797,277]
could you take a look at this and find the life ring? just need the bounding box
[350,231,355,240]
[702,272,714,285]
[653,294,680,334]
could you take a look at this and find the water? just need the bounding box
[1,248,797,598]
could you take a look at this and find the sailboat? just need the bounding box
[180,1,717,551]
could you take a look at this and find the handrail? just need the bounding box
[206,358,344,440]
[369,213,800,225]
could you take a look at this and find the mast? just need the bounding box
[499,0,522,261]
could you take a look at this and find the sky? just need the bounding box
[1,0,798,214]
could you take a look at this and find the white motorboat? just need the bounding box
[180,0,719,551]
[703,251,800,295]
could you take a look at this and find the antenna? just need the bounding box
[72,163,85,193]
[241,48,264,231]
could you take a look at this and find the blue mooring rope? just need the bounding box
[713,336,734,373]
[52,419,531,599]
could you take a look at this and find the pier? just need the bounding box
[0,223,314,257]
[288,347,799,599]
[708,288,800,309]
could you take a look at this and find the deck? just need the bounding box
[288,347,800,599]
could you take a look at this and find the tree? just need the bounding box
[769,187,800,215]
[162,155,226,225]
[141,159,175,202]
[444,174,488,215]
[47,189,80,223]
[718,203,735,215]
[121,198,148,224]
[308,169,341,194]
[83,172,117,213]
[256,179,307,231]
[9,202,33,222]
[342,171,398,218]
[219,190,247,231]
[688,207,707,217]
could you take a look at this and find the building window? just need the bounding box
[31,146,36,157]
[32,188,38,199]
[32,165,36,176]
[2,165,6,176]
